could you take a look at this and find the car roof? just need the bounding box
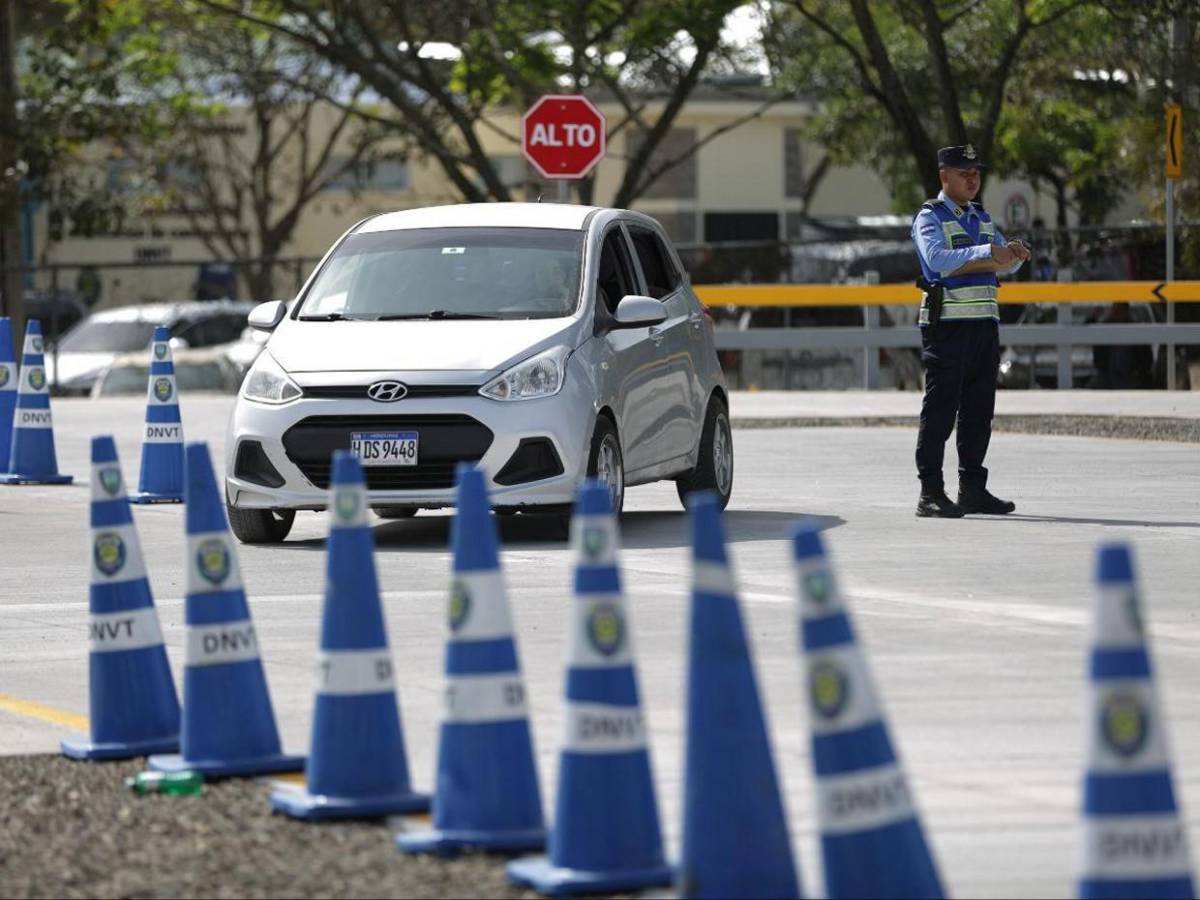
[356,202,602,234]
[85,301,255,323]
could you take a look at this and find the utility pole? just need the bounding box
[0,0,24,358]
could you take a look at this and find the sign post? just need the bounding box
[521,95,606,204]
[1165,103,1182,389]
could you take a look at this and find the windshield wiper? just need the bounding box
[297,312,363,321]
[375,311,500,321]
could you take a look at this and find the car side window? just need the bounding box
[595,229,637,317]
[628,227,681,300]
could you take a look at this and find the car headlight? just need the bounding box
[480,345,570,401]
[241,350,301,404]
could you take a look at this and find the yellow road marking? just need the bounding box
[0,693,89,732]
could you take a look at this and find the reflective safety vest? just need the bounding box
[915,198,999,324]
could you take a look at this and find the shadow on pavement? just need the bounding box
[273,509,844,553]
[988,514,1200,529]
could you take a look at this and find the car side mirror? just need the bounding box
[613,295,667,328]
[248,300,287,331]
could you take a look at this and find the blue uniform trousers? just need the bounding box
[915,319,1000,492]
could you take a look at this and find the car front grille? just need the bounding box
[301,384,480,400]
[282,414,493,490]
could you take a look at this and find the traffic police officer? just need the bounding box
[912,144,1030,518]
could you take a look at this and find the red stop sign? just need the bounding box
[522,94,607,180]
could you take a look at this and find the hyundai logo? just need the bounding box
[366,381,408,402]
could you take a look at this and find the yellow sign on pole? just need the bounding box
[1166,103,1183,179]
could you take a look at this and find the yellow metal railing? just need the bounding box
[692,281,1200,307]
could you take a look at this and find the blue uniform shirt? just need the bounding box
[912,191,1022,279]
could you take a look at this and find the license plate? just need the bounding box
[350,431,418,466]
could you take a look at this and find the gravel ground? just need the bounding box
[733,414,1200,442]
[0,755,547,900]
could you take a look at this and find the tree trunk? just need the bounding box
[0,0,25,357]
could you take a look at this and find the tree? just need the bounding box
[196,0,784,208]
[763,0,1100,206]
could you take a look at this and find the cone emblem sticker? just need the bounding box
[810,659,851,719]
[154,343,167,360]
[448,580,471,632]
[805,568,832,605]
[334,488,360,523]
[153,377,173,402]
[32,336,43,353]
[582,525,606,562]
[587,601,624,656]
[99,467,123,496]
[0,366,8,389]
[93,533,127,576]
[1100,692,1149,758]
[196,538,231,586]
[28,368,45,390]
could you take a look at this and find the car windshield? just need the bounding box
[58,320,158,353]
[298,227,585,321]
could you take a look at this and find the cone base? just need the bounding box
[148,751,305,778]
[397,825,546,857]
[60,733,180,761]
[271,787,429,821]
[129,492,184,504]
[0,473,73,485]
[506,856,674,896]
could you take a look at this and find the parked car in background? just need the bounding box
[91,346,244,398]
[46,300,254,394]
[23,289,89,347]
[224,202,733,543]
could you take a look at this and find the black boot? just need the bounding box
[957,486,1016,515]
[916,490,964,518]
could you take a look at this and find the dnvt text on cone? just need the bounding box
[1078,543,1194,899]
[273,450,428,820]
[148,442,303,777]
[507,480,672,896]
[679,491,801,899]
[0,319,72,485]
[131,325,185,504]
[792,522,943,900]
[398,464,544,854]
[61,435,180,760]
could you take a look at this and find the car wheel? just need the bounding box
[586,415,624,516]
[676,396,733,511]
[227,503,296,544]
[375,507,418,519]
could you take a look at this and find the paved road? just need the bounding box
[2,394,1199,898]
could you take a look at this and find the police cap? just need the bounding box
[937,144,985,169]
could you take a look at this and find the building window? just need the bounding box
[784,129,805,198]
[322,157,409,192]
[629,127,697,200]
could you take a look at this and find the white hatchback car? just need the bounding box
[224,202,733,542]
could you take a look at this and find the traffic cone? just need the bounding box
[272,451,428,819]
[791,522,943,900]
[0,319,72,485]
[60,436,180,759]
[398,463,544,853]
[1078,543,1194,899]
[0,317,15,474]
[130,326,184,504]
[147,442,304,777]
[507,480,672,896]
[679,491,801,899]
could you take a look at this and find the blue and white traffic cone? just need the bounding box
[130,326,184,504]
[398,463,544,854]
[507,480,673,896]
[61,436,180,760]
[148,442,304,777]
[0,317,15,474]
[792,522,944,900]
[679,491,801,899]
[1078,543,1194,899]
[0,319,72,485]
[272,451,428,819]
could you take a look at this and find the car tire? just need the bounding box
[676,396,734,511]
[586,414,624,516]
[227,503,296,543]
[375,507,418,519]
